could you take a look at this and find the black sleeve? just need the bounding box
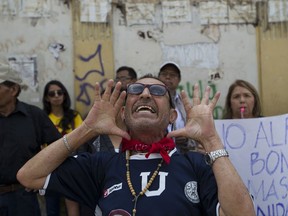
[28,105,61,145]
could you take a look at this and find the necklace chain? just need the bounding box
[125,150,163,216]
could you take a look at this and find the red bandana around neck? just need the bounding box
[121,137,176,164]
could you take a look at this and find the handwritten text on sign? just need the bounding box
[215,114,288,216]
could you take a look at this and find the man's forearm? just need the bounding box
[17,122,96,189]
[213,158,255,216]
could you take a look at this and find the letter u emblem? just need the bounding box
[140,171,168,196]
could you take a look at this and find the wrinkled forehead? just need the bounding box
[136,77,165,86]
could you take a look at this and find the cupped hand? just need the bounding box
[84,80,130,140]
[167,83,221,152]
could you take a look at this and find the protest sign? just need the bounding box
[215,114,288,216]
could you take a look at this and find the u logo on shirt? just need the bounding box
[140,171,168,196]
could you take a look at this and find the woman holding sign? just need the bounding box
[223,79,263,119]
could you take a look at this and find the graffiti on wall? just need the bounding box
[75,44,224,119]
[75,44,108,115]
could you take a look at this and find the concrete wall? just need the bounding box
[112,5,258,118]
[0,2,73,108]
[5,1,287,119]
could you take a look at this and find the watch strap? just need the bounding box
[207,149,229,165]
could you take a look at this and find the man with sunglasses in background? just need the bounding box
[17,74,255,216]
[158,61,196,153]
[115,66,137,90]
[0,63,61,216]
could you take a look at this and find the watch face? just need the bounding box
[204,154,212,165]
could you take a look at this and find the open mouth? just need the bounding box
[135,105,156,113]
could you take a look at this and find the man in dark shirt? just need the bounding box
[0,63,61,216]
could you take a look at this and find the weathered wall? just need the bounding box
[0,2,73,108]
[71,1,115,117]
[112,4,259,119]
[258,24,288,116]
[1,0,287,119]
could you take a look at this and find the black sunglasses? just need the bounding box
[127,83,168,96]
[48,90,64,97]
[127,83,175,108]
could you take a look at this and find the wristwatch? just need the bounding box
[204,149,229,166]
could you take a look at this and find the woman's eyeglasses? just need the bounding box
[127,83,168,96]
[48,90,64,97]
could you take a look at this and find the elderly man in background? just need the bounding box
[0,63,61,216]
[115,66,137,90]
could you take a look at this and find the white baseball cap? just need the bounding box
[0,63,24,85]
[159,61,181,78]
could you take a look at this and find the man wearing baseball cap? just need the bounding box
[158,61,195,152]
[0,63,61,216]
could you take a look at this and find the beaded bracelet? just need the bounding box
[63,135,73,154]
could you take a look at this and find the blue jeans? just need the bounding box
[0,189,40,216]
